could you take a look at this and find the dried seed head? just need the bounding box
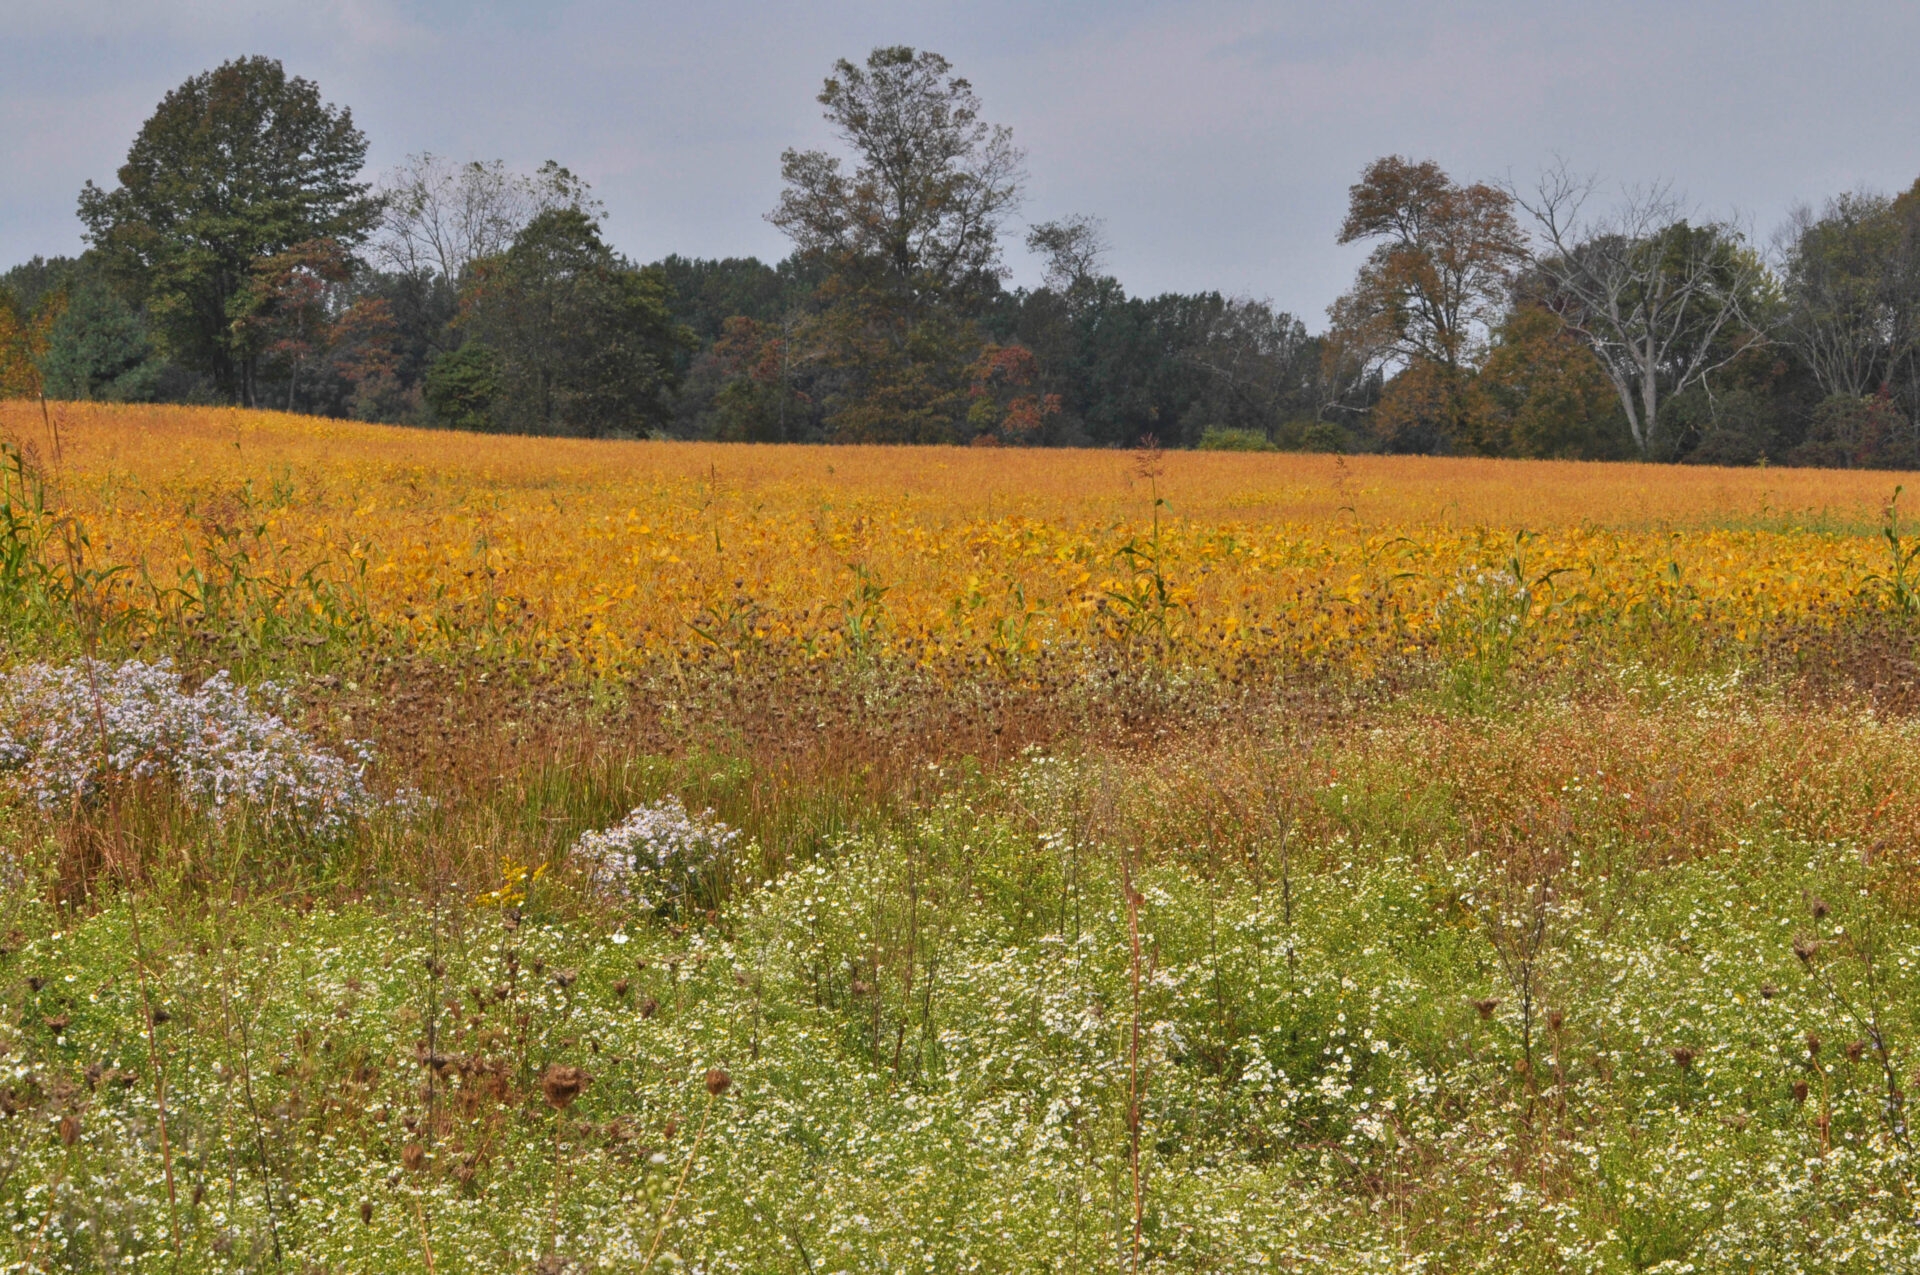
[149,1008,170,1025]
[1806,1032,1822,1058]
[1847,1039,1867,1063]
[1546,1009,1565,1033]
[57,1114,79,1146]
[1793,937,1820,965]
[662,1116,679,1141]
[1670,1046,1696,1070]
[401,1141,426,1172]
[359,1199,373,1225]
[542,1064,590,1111]
[639,997,659,1019]
[1760,983,1779,1000]
[1471,997,1500,1021]
[705,1067,732,1096]
[1810,897,1831,921]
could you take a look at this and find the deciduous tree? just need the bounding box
[770,47,1022,440]
[1515,167,1770,457]
[459,208,693,435]
[1328,157,1527,451]
[78,57,378,405]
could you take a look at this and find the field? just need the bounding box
[2,403,1920,1271]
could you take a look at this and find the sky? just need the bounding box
[5,0,1920,323]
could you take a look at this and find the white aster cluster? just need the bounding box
[572,796,739,911]
[0,658,382,837]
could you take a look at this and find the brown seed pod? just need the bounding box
[541,1064,590,1111]
[1546,1009,1565,1033]
[360,1199,373,1224]
[1670,1046,1696,1070]
[1810,897,1831,921]
[639,997,659,1019]
[57,1114,80,1146]
[1846,1039,1868,1063]
[401,1141,426,1172]
[1806,1032,1822,1058]
[705,1067,732,1096]
[612,979,629,998]
[1759,983,1778,1000]
[553,969,576,990]
[1471,998,1500,1021]
[662,1116,679,1141]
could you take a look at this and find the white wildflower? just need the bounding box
[572,797,739,911]
[0,657,390,838]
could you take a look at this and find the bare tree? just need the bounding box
[1514,165,1769,457]
[1026,214,1109,293]
[374,154,597,287]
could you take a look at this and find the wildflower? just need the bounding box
[571,797,739,912]
[0,658,401,838]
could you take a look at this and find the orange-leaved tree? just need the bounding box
[1327,156,1527,453]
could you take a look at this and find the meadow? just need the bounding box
[2,402,1920,1271]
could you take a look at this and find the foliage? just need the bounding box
[77,57,378,406]
[2,402,1918,685]
[422,342,501,431]
[1328,156,1527,451]
[459,209,693,436]
[1194,425,1275,451]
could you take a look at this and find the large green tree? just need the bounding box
[770,47,1024,442]
[78,56,378,405]
[457,208,693,436]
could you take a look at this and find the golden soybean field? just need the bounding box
[6,401,1915,676]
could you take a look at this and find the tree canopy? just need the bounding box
[77,56,378,405]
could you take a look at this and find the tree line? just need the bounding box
[5,49,1919,466]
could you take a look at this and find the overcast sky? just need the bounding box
[5,0,1919,322]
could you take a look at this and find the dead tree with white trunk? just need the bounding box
[1513,167,1770,458]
